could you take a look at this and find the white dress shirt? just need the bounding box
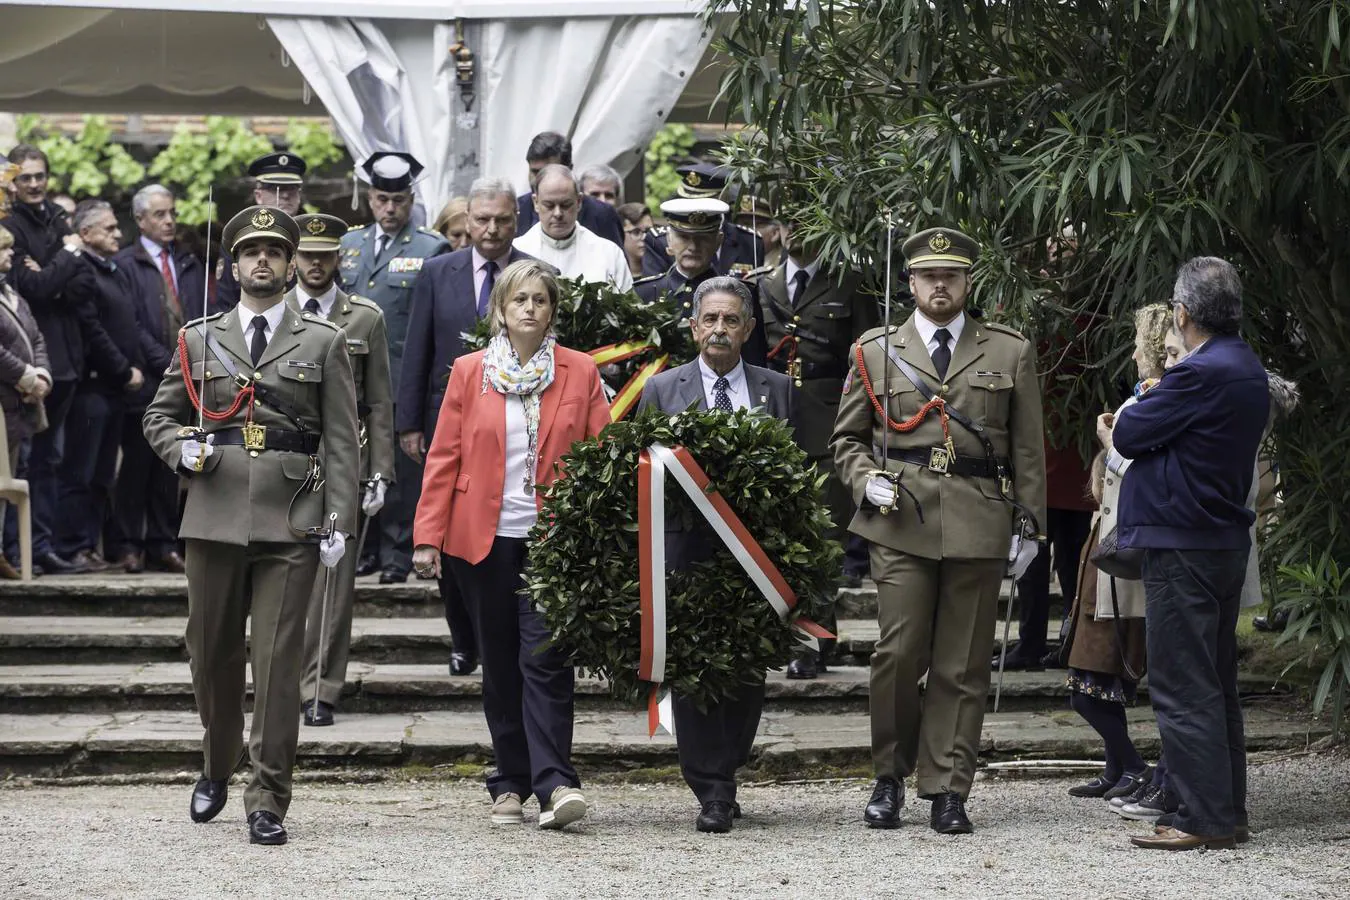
[513,222,634,291]
[472,247,513,306]
[784,257,820,303]
[698,356,750,410]
[239,301,287,356]
[141,235,178,293]
[297,282,338,318]
[913,309,967,358]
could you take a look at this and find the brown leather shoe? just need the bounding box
[71,550,115,572]
[118,551,145,574]
[1131,827,1236,851]
[0,556,20,580]
[1154,820,1250,843]
[147,551,186,573]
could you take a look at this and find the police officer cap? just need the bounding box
[221,206,300,255]
[293,213,347,253]
[361,152,424,193]
[675,161,730,199]
[903,227,980,270]
[248,151,307,186]
[661,198,729,235]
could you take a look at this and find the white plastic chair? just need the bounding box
[0,413,33,580]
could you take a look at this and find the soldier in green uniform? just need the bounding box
[143,206,360,846]
[831,227,1046,835]
[286,213,394,728]
[754,215,880,677]
[337,151,449,583]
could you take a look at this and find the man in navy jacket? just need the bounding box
[1112,256,1269,852]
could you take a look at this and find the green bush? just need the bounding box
[644,123,696,214]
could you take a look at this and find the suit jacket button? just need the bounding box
[368,280,375,288]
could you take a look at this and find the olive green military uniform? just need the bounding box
[830,228,1046,800]
[143,207,360,821]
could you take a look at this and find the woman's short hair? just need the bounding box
[1133,302,1172,380]
[432,196,468,238]
[488,259,562,336]
[0,225,13,250]
[616,202,648,227]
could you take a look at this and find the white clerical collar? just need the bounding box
[913,309,967,346]
[298,282,339,317]
[537,222,579,251]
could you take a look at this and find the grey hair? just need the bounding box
[1173,256,1243,336]
[578,163,623,202]
[534,163,579,195]
[72,199,113,233]
[131,183,174,218]
[691,277,755,321]
[468,176,517,207]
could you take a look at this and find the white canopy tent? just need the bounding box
[0,1,720,214]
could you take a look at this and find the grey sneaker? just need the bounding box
[491,792,524,825]
[539,786,588,830]
[1110,777,1153,809]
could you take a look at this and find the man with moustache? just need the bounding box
[215,152,306,311]
[143,205,359,846]
[832,227,1045,834]
[286,213,394,728]
[338,152,449,584]
[397,176,532,677]
[513,164,632,290]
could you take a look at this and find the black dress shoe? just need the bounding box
[786,654,820,680]
[1253,609,1289,632]
[302,700,335,727]
[146,551,187,574]
[992,648,1045,671]
[696,800,735,833]
[248,810,287,845]
[1068,773,1117,798]
[69,549,114,572]
[864,777,903,828]
[356,555,379,577]
[448,652,478,676]
[118,551,144,574]
[189,778,228,823]
[930,792,973,834]
[35,551,76,574]
[379,569,408,584]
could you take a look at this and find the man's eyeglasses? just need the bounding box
[623,227,645,238]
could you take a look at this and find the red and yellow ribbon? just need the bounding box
[589,342,671,421]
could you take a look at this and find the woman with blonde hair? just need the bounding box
[413,259,610,830]
[432,196,470,250]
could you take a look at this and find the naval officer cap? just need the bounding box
[361,151,424,193]
[675,161,730,199]
[294,213,347,253]
[902,227,981,270]
[661,198,729,235]
[248,151,307,186]
[221,205,300,255]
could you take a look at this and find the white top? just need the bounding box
[913,308,966,357]
[514,222,634,292]
[239,301,287,354]
[698,356,750,410]
[140,235,178,293]
[497,394,538,537]
[297,282,338,317]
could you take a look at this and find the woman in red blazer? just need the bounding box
[413,259,610,832]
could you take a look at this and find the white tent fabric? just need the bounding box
[2,1,703,19]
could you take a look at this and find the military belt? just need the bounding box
[211,426,321,454]
[886,447,1008,478]
[768,358,848,380]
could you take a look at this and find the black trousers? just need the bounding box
[673,681,765,806]
[105,406,180,559]
[449,537,577,805]
[1014,507,1092,657]
[1143,547,1248,836]
[56,385,122,557]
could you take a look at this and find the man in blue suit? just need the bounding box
[397,176,534,677]
[515,131,625,249]
[1111,257,1269,852]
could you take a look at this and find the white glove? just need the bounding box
[180,433,215,472]
[319,531,346,568]
[865,475,897,508]
[1008,532,1040,580]
[362,478,387,516]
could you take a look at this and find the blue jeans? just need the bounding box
[27,379,76,557]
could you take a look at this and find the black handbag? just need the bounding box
[1089,525,1144,581]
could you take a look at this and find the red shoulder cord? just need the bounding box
[177,330,256,422]
[767,333,796,366]
[853,342,952,442]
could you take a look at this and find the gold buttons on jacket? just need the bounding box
[297,372,305,380]
[253,372,262,380]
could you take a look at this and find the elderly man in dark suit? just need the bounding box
[1111,257,1269,853]
[637,275,797,835]
[397,176,534,677]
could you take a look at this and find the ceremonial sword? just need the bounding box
[311,512,339,716]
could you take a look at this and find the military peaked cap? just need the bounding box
[294,213,347,252]
[903,227,980,270]
[248,151,307,185]
[222,206,300,254]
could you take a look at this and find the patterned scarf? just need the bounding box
[482,332,557,491]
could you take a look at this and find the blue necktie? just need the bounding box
[477,260,498,316]
[713,376,733,412]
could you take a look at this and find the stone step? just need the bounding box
[0,700,1322,779]
[0,616,1065,666]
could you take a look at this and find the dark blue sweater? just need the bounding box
[1114,334,1269,551]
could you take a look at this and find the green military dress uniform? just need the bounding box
[143,207,360,821]
[287,214,395,712]
[830,227,1046,801]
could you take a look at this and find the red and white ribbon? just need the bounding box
[637,443,834,735]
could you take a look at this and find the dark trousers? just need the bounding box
[449,536,578,805]
[1143,547,1248,836]
[56,386,123,556]
[3,438,31,562]
[673,681,765,805]
[105,406,180,559]
[29,379,78,557]
[1014,507,1092,657]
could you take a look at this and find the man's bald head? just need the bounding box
[535,164,579,198]
[533,164,581,240]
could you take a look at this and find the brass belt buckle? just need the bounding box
[789,358,803,387]
[928,446,951,474]
[242,422,267,451]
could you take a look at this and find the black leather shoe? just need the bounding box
[146,550,187,574]
[1068,773,1116,798]
[35,551,76,574]
[864,777,903,828]
[379,569,408,584]
[731,801,742,819]
[302,700,335,727]
[1104,769,1150,801]
[930,792,973,834]
[189,778,228,823]
[696,800,734,833]
[992,648,1045,671]
[248,810,287,845]
[1253,610,1289,632]
[448,652,478,676]
[356,555,379,577]
[786,654,820,680]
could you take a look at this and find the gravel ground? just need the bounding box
[2,753,1348,900]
